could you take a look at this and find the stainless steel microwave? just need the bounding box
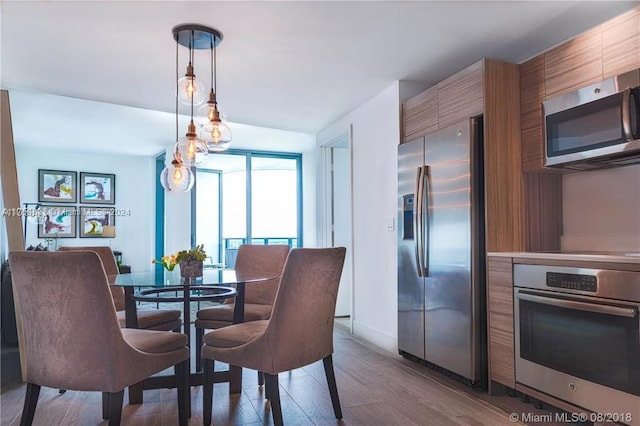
[543,68,640,170]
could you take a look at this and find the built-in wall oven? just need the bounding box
[514,264,640,425]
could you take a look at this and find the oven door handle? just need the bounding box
[517,292,637,318]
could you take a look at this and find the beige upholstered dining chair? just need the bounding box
[58,246,182,331]
[9,251,190,426]
[194,244,289,372]
[201,247,346,426]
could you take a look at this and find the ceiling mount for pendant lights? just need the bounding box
[161,24,232,193]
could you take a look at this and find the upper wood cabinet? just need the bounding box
[519,56,547,173]
[544,28,603,99]
[437,60,484,129]
[402,60,489,142]
[402,86,438,142]
[602,7,640,79]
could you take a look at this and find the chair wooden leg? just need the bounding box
[175,360,189,426]
[195,326,203,371]
[323,354,343,419]
[203,358,215,426]
[20,383,41,426]
[229,365,242,394]
[107,390,124,426]
[264,374,283,426]
[257,371,264,387]
[102,392,110,419]
[128,381,143,405]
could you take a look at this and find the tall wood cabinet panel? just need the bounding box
[602,7,640,79]
[484,59,525,252]
[402,86,438,142]
[437,60,484,129]
[487,256,515,390]
[544,28,603,99]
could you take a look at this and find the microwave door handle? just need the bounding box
[622,88,632,141]
[517,292,637,318]
[414,167,425,277]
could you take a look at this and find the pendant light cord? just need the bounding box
[214,37,217,97]
[210,39,214,92]
[190,30,195,121]
[175,33,179,152]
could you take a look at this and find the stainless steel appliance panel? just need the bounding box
[398,137,426,359]
[514,265,640,425]
[423,120,474,380]
[543,68,640,169]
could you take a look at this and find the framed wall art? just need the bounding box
[38,169,77,203]
[37,205,77,238]
[79,172,115,204]
[79,206,115,238]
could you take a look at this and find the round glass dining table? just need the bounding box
[108,268,276,337]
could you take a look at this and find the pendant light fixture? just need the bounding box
[197,35,232,152]
[161,24,227,193]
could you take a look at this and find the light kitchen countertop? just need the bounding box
[488,251,640,264]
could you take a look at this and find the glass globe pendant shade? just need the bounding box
[160,154,195,193]
[177,63,206,106]
[176,121,209,166]
[199,101,232,152]
[196,96,216,127]
[200,120,232,152]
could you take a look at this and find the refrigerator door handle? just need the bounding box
[414,166,425,277]
[422,165,430,277]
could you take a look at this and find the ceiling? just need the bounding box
[1,1,637,145]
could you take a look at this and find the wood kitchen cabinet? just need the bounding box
[602,7,640,79]
[402,60,484,143]
[402,85,438,142]
[544,27,603,99]
[437,60,483,129]
[487,256,515,392]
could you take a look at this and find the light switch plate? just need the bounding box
[386,217,395,231]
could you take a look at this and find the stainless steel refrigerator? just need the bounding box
[397,117,486,386]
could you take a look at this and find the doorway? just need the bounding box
[321,129,353,325]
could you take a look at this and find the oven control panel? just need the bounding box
[546,272,597,292]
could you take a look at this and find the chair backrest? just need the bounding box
[9,251,128,390]
[234,244,290,305]
[265,247,346,372]
[58,246,125,311]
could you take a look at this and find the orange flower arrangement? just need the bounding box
[152,254,178,271]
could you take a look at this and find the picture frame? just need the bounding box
[79,206,115,238]
[38,169,77,203]
[79,172,115,204]
[37,205,77,238]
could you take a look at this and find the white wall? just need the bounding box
[562,164,640,253]
[14,146,155,270]
[316,81,401,352]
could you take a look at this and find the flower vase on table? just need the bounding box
[179,260,203,279]
[152,254,180,285]
[176,244,207,280]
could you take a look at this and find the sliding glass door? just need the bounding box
[194,150,301,266]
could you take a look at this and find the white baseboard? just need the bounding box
[352,320,397,354]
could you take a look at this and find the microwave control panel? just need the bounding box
[546,272,598,292]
